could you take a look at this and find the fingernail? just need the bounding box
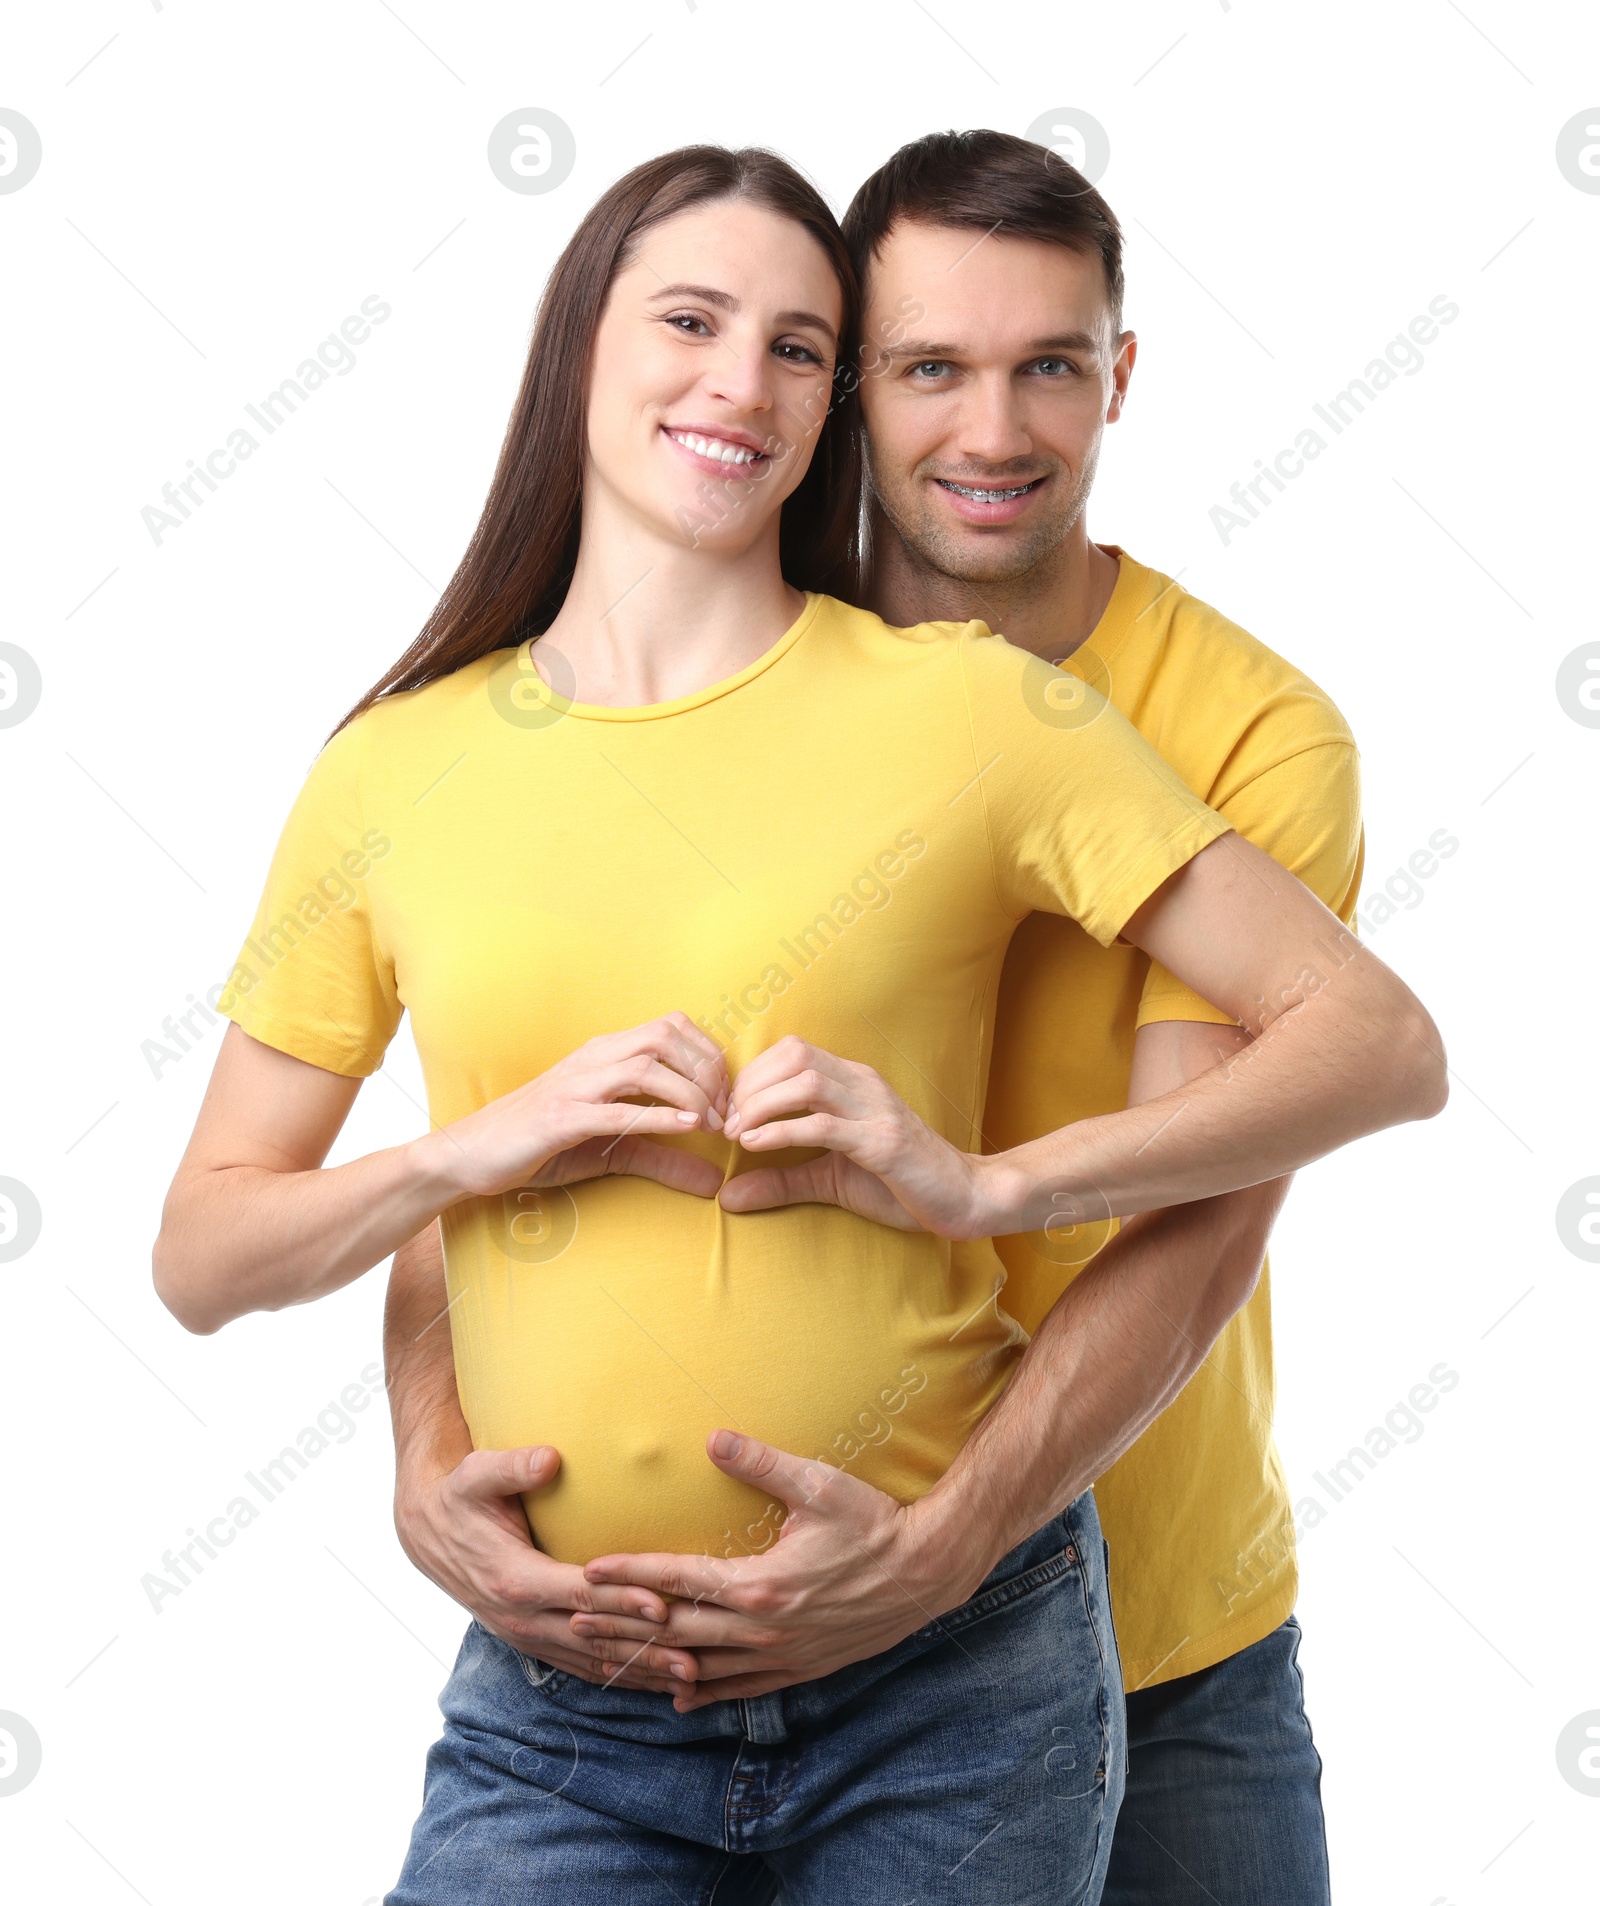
[572,1620,593,1635]
[723,1111,740,1136]
[672,1664,692,1680]
[710,1430,744,1461]
[705,1107,723,1131]
[676,1110,698,1125]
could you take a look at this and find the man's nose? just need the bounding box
[953,373,1033,466]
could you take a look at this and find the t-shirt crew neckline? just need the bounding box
[1077,544,1160,673]
[516,590,824,723]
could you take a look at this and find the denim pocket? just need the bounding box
[906,1515,1081,1650]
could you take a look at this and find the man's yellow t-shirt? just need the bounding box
[219,593,1229,1564]
[986,549,1364,1692]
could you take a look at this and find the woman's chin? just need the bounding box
[632,489,785,557]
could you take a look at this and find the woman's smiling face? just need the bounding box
[583,197,843,555]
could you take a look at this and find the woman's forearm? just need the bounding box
[154,1127,465,1335]
[155,1014,728,1337]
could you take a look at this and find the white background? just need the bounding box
[2,2,1597,1901]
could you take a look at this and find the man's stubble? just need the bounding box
[863,434,1102,595]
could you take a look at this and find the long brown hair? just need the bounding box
[333,146,862,737]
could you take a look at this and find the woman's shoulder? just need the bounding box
[337,646,510,745]
[810,593,998,654]
[806,598,1067,725]
[304,649,510,804]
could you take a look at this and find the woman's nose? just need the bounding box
[701,331,777,415]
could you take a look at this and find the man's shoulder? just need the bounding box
[1104,554,1356,762]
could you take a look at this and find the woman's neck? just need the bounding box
[535,487,805,709]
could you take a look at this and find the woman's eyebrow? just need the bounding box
[649,281,738,311]
[647,283,836,342]
[776,309,837,341]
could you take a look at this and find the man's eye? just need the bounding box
[1031,358,1077,376]
[908,361,951,380]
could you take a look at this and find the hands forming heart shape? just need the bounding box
[437,1012,1011,1243]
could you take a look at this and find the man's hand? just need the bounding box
[385,1222,699,1696]
[575,1430,987,1713]
[717,1037,999,1237]
[572,1029,1294,1712]
[395,1438,699,1696]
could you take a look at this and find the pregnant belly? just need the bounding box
[440,1181,1025,1565]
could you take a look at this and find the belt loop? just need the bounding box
[739,1692,788,1745]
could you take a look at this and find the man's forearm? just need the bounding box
[918,1177,1290,1591]
[956,841,1444,1242]
[975,946,1437,1236]
[383,1221,473,1480]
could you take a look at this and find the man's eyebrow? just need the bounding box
[1024,330,1101,355]
[883,330,1102,361]
[646,285,837,342]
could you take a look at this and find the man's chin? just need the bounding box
[904,518,1066,590]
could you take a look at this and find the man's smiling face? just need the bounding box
[858,219,1134,586]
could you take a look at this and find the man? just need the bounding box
[383,131,1380,1903]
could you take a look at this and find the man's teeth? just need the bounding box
[670,430,760,465]
[942,479,1034,502]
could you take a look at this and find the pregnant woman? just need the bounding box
[154,147,1442,1903]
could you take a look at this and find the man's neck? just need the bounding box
[863,507,1121,665]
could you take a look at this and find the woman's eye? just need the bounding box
[774,340,823,365]
[667,313,712,336]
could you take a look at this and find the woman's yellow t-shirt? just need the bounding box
[219,595,1229,1563]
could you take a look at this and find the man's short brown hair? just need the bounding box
[842,129,1125,332]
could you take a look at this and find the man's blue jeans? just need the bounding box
[388,1493,1124,1904]
[1102,1615,1332,1905]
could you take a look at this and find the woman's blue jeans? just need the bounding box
[388,1491,1125,1905]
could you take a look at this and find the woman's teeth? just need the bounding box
[669,429,760,465]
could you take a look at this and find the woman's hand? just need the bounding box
[428,1013,730,1204]
[715,1036,1004,1238]
[156,1014,728,1336]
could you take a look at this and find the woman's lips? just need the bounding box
[932,474,1048,525]
[663,426,769,477]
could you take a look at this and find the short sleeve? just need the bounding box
[958,627,1232,945]
[217,716,402,1077]
[1137,740,1365,1029]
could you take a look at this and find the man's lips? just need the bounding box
[932,474,1049,524]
